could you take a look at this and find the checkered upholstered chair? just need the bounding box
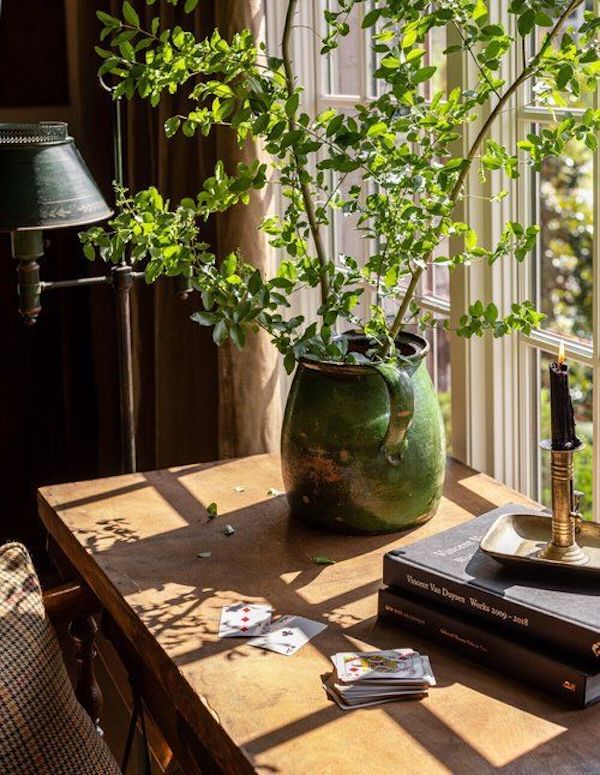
[0,542,121,774]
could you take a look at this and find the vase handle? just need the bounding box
[371,362,415,465]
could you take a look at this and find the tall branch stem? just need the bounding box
[282,0,330,304]
[384,0,584,352]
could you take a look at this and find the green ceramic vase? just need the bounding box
[281,332,445,534]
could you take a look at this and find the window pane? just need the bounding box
[529,3,593,108]
[331,168,367,262]
[423,24,447,100]
[535,134,593,343]
[422,246,450,302]
[321,0,362,96]
[425,327,452,453]
[540,354,593,521]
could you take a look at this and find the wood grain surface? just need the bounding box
[38,455,600,775]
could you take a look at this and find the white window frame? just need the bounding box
[459,0,600,522]
[513,4,600,521]
[266,1,467,454]
[267,1,600,521]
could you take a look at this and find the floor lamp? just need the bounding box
[0,121,141,472]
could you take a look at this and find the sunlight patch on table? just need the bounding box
[426,684,566,767]
[252,709,452,775]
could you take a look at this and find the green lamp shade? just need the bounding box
[0,122,113,231]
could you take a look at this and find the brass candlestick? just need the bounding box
[537,440,588,565]
[480,439,600,575]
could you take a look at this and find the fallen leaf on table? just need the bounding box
[234,486,246,493]
[206,502,218,519]
[312,555,336,566]
[267,488,285,497]
[197,551,212,559]
[222,524,235,536]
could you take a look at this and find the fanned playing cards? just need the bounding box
[217,604,326,655]
[324,649,436,710]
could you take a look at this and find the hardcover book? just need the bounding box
[383,504,600,666]
[378,587,600,708]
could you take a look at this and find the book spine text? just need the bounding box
[383,558,599,665]
[378,588,594,708]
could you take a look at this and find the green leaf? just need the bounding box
[413,66,437,84]
[122,1,140,27]
[443,157,466,171]
[518,9,535,37]
[473,0,487,22]
[534,11,553,27]
[381,56,401,69]
[249,269,262,295]
[312,555,336,566]
[230,324,246,350]
[485,302,498,323]
[221,252,236,277]
[184,0,198,12]
[326,114,344,137]
[362,8,382,28]
[191,311,216,326]
[367,121,387,138]
[164,116,181,137]
[556,64,573,90]
[402,29,417,49]
[465,228,477,251]
[206,502,218,519]
[252,113,270,134]
[213,320,229,345]
[470,299,485,317]
[280,129,303,148]
[201,291,214,310]
[284,352,296,374]
[97,10,120,27]
[285,92,299,118]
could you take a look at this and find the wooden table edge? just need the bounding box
[37,489,256,775]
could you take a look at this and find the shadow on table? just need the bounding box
[45,456,592,773]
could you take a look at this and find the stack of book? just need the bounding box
[378,504,600,708]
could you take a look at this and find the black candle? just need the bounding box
[549,342,580,450]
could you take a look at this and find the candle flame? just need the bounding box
[558,340,565,365]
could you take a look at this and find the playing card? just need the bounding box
[322,675,427,710]
[247,615,327,656]
[333,649,423,682]
[218,602,272,638]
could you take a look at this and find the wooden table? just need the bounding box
[38,454,600,775]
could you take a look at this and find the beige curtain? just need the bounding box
[112,0,281,466]
[215,1,283,459]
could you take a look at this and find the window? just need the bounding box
[515,2,598,521]
[267,1,457,451]
[267,2,599,521]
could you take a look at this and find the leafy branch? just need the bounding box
[386,0,586,350]
[84,0,600,368]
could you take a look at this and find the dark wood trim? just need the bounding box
[42,581,98,621]
[41,579,103,727]
[42,529,232,774]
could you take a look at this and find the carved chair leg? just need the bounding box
[69,614,103,733]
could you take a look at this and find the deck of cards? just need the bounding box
[323,649,436,710]
[218,602,327,656]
